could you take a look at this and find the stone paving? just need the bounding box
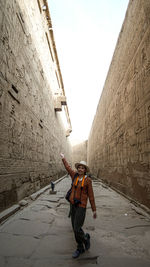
[0,176,150,267]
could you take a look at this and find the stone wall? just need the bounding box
[88,0,150,209]
[0,0,72,211]
[72,140,87,170]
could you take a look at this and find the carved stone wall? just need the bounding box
[88,0,150,209]
[72,141,87,170]
[0,0,72,211]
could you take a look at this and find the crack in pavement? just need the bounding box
[125,224,150,229]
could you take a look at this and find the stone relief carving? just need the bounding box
[0,84,3,99]
[147,105,150,127]
[15,65,25,80]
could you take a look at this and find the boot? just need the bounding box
[84,233,90,250]
[72,248,85,258]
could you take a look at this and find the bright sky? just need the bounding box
[48,0,129,145]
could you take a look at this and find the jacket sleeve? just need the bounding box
[62,158,76,180]
[87,178,96,212]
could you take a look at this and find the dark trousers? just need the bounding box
[70,204,86,251]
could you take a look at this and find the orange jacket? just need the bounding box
[62,158,96,212]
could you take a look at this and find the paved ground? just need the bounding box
[0,176,150,267]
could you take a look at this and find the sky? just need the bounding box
[48,0,129,145]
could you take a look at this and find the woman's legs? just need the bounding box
[71,205,86,251]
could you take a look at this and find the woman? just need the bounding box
[60,153,97,258]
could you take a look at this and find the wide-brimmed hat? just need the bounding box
[75,161,90,173]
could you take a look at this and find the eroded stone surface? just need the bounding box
[87,0,150,209]
[0,0,71,211]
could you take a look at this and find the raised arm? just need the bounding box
[60,153,76,180]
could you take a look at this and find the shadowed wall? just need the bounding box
[0,0,72,211]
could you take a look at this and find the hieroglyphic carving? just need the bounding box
[88,0,150,209]
[147,105,150,127]
[0,84,3,99]
[141,46,150,75]
[15,65,25,80]
[0,0,68,210]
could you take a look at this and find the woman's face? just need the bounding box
[77,165,86,175]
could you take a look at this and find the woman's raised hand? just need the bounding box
[60,153,65,159]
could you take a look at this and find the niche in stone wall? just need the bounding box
[8,84,20,104]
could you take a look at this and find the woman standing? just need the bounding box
[60,153,97,258]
